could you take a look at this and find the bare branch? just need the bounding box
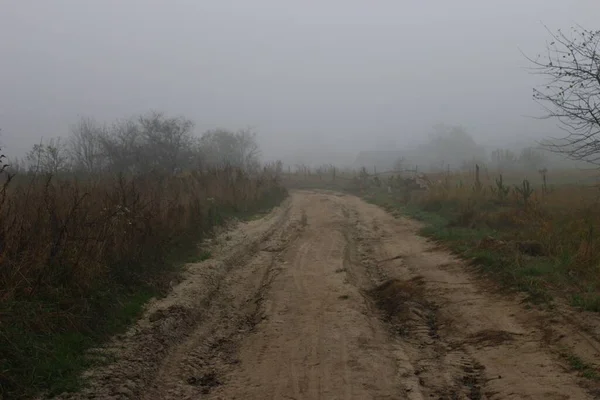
[526,25,600,164]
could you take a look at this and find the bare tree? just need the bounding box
[235,127,261,171]
[393,156,405,172]
[26,138,70,174]
[425,124,486,170]
[526,25,600,164]
[200,128,260,171]
[69,117,106,173]
[137,112,195,173]
[98,112,199,174]
[491,149,517,171]
[99,118,142,174]
[518,147,546,171]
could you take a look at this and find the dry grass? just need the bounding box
[422,171,600,263]
[0,166,286,398]
[393,169,600,307]
[284,167,600,310]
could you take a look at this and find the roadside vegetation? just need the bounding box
[0,113,286,399]
[284,25,600,314]
[284,165,600,310]
[372,169,600,309]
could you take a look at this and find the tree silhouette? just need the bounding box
[525,25,600,164]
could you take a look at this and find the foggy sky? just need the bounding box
[1,0,599,164]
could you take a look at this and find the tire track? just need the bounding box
[51,190,600,400]
[205,191,401,399]
[50,198,295,400]
[344,193,599,399]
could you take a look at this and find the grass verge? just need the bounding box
[1,173,287,399]
[360,187,598,308]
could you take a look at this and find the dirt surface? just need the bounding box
[52,190,600,400]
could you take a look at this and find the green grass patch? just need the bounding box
[1,287,156,397]
[571,293,600,312]
[197,250,213,261]
[560,350,600,380]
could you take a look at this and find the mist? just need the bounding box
[1,0,599,167]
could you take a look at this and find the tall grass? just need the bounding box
[0,165,286,398]
[419,171,600,260]
[391,170,600,306]
[284,167,600,309]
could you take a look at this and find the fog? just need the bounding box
[1,0,599,167]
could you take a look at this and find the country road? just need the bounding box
[54,190,600,400]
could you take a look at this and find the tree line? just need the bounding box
[13,111,261,175]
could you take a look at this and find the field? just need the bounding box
[283,166,600,310]
[43,190,600,399]
[0,166,287,398]
[5,159,600,399]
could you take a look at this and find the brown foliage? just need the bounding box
[0,164,286,396]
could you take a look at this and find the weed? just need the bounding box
[490,174,510,201]
[514,179,534,205]
[192,250,212,262]
[539,168,548,194]
[473,164,482,193]
[571,293,600,312]
[560,350,600,380]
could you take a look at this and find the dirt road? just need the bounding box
[56,190,600,400]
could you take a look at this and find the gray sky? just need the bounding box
[1,0,599,163]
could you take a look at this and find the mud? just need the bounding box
[50,190,600,399]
